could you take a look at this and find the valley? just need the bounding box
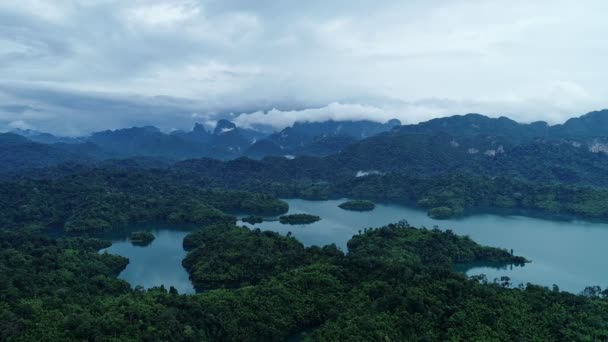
[4,3,608,339]
[5,111,608,340]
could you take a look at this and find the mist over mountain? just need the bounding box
[10,129,86,144]
[7,2,608,341]
[6,117,402,162]
[0,117,397,173]
[245,119,401,158]
[5,109,608,181]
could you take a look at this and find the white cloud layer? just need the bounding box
[1,0,608,134]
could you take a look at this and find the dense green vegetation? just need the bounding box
[7,111,608,184]
[241,215,264,224]
[8,148,608,222]
[0,168,288,233]
[12,160,608,222]
[279,214,321,225]
[346,222,527,267]
[182,224,341,290]
[3,222,608,341]
[6,112,608,340]
[129,231,155,246]
[170,158,608,220]
[7,157,608,225]
[338,199,376,211]
[338,173,608,219]
[162,158,608,220]
[427,206,454,219]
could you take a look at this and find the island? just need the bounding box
[129,231,155,246]
[338,200,376,212]
[428,206,455,219]
[279,214,321,225]
[242,215,264,225]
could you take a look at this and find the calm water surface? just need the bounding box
[99,224,196,294]
[242,199,608,294]
[100,199,608,295]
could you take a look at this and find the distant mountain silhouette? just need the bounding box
[394,114,550,143]
[314,110,608,186]
[84,120,267,160]
[0,133,100,173]
[10,129,85,144]
[7,109,608,170]
[552,109,608,138]
[7,119,401,160]
[392,110,608,141]
[245,119,401,158]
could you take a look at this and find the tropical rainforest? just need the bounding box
[4,111,608,340]
[5,222,608,341]
[6,159,608,224]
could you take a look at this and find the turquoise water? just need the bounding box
[241,199,608,294]
[99,199,608,294]
[99,224,196,294]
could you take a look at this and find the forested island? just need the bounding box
[7,221,608,341]
[0,168,288,234]
[241,215,264,224]
[3,161,608,340]
[7,157,608,223]
[129,231,155,246]
[5,112,608,339]
[338,200,376,211]
[279,214,321,225]
[165,159,608,220]
[6,3,608,338]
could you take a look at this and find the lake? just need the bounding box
[99,224,196,294]
[101,199,608,294]
[242,199,608,294]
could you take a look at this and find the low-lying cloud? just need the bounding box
[1,1,608,135]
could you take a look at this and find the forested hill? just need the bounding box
[6,110,608,186]
[3,221,608,341]
[326,110,608,184]
[326,131,608,186]
[7,160,608,222]
[244,119,401,158]
[396,113,551,142]
[0,133,105,171]
[322,110,608,186]
[394,109,608,140]
[0,168,288,234]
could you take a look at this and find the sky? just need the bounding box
[1,0,608,135]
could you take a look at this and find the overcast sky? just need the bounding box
[1,0,607,135]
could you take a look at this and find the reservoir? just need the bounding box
[103,199,608,294]
[242,199,608,294]
[100,224,196,294]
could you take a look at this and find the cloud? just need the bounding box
[8,119,32,130]
[124,1,201,28]
[1,0,608,134]
[233,103,392,130]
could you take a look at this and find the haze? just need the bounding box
[1,0,607,135]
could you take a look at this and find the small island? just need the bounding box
[427,206,455,219]
[129,231,155,246]
[338,200,376,212]
[242,215,264,225]
[279,214,321,225]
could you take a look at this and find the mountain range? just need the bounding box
[244,119,401,158]
[320,109,608,186]
[4,110,608,180]
[0,118,400,172]
[394,109,608,141]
